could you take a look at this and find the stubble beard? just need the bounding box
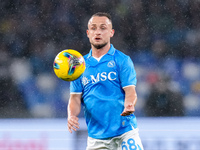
[91,42,108,49]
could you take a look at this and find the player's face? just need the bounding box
[87,16,114,49]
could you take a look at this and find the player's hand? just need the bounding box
[121,103,135,116]
[67,116,80,133]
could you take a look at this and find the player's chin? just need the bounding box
[92,42,107,49]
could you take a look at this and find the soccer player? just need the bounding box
[67,12,144,150]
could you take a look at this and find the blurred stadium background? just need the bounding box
[0,0,200,150]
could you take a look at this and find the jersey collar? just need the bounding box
[87,44,115,59]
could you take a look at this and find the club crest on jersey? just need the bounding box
[107,60,115,68]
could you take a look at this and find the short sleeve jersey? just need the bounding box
[70,44,138,139]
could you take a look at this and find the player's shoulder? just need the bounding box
[83,53,91,62]
[114,49,131,61]
[83,53,89,59]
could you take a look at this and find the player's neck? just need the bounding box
[92,44,110,58]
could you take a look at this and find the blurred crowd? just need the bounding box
[0,0,200,118]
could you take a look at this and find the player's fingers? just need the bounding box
[68,123,78,132]
[68,125,72,133]
[121,111,134,116]
[68,118,80,129]
[67,121,72,133]
[68,122,77,133]
[69,122,80,129]
[121,112,128,116]
[67,118,80,133]
[121,111,127,116]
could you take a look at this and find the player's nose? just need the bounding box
[94,28,101,35]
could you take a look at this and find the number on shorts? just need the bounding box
[122,138,140,150]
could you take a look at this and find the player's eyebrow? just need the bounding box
[91,23,107,26]
[100,24,107,26]
[90,24,96,26]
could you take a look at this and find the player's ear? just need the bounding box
[86,29,89,38]
[110,29,115,38]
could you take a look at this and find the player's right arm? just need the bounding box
[67,93,82,133]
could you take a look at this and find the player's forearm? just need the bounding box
[124,86,137,106]
[121,86,137,116]
[67,94,81,117]
[125,91,137,107]
[68,102,81,117]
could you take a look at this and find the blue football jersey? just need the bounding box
[70,44,138,139]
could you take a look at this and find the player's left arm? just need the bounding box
[121,85,137,116]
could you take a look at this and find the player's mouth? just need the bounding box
[95,37,101,41]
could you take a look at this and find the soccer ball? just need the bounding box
[53,49,86,81]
